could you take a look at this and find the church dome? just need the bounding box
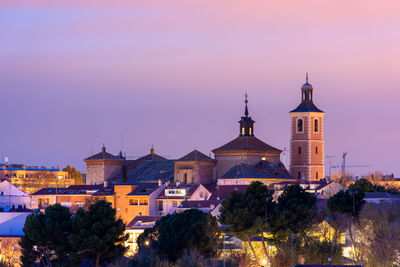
[301,82,313,90]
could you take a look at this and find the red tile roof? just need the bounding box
[213,136,281,153]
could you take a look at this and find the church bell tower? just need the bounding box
[289,74,325,180]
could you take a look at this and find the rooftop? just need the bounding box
[177,150,215,162]
[213,136,281,153]
[220,161,293,180]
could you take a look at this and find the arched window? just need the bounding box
[249,127,252,135]
[314,119,319,132]
[297,119,303,132]
[298,146,302,154]
[315,146,318,154]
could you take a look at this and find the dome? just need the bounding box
[301,82,313,90]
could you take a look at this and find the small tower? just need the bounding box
[84,145,124,185]
[289,74,325,180]
[239,93,255,137]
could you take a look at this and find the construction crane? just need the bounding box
[328,152,369,178]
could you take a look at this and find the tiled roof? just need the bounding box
[177,150,215,162]
[136,153,167,161]
[32,188,65,195]
[290,101,324,113]
[127,183,160,196]
[115,160,175,184]
[126,215,162,228]
[84,151,122,161]
[66,185,103,191]
[220,161,294,180]
[208,185,248,202]
[32,185,104,195]
[213,136,281,153]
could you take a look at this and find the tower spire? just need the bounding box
[244,92,249,117]
[239,92,254,137]
[306,72,309,83]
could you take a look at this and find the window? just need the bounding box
[117,208,120,213]
[158,201,163,211]
[297,119,303,132]
[241,127,245,135]
[315,146,318,154]
[184,173,188,183]
[298,172,301,179]
[249,128,252,135]
[200,192,203,198]
[314,119,319,132]
[173,201,177,207]
[298,147,301,154]
[316,172,319,179]
[117,194,120,198]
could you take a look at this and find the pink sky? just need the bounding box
[0,1,399,176]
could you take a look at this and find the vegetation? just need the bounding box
[219,181,274,265]
[136,209,220,263]
[63,165,84,185]
[20,200,127,267]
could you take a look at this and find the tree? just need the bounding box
[269,185,317,241]
[68,200,127,267]
[356,203,400,267]
[327,187,365,262]
[137,209,220,262]
[19,204,72,266]
[353,178,376,192]
[63,165,84,185]
[218,181,275,265]
[330,170,354,186]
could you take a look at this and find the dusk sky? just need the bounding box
[1,1,399,176]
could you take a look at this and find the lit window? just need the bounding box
[297,119,303,132]
[242,127,245,135]
[249,128,252,135]
[314,119,319,132]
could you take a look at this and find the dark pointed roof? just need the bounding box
[220,161,294,180]
[84,146,122,161]
[213,136,281,153]
[290,101,324,113]
[177,150,215,162]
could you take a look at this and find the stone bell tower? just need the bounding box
[289,74,325,181]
